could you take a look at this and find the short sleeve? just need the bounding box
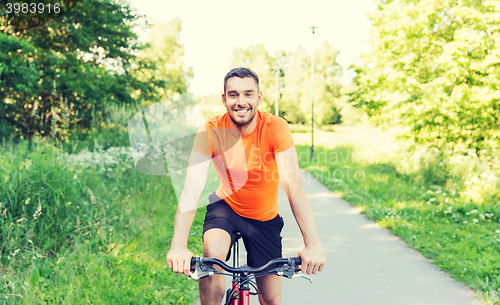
[191,124,213,158]
[269,117,294,154]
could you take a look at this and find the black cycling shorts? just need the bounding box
[203,193,284,268]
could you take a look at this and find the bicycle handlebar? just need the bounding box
[190,257,302,280]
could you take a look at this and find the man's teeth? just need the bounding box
[236,109,249,113]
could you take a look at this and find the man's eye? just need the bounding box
[246,94,252,97]
[230,94,237,98]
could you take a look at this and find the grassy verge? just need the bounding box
[292,125,500,305]
[0,140,207,304]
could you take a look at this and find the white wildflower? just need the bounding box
[33,205,42,219]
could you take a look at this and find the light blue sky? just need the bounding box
[127,0,377,96]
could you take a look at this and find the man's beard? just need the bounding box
[229,106,256,130]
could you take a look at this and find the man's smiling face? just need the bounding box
[222,77,262,130]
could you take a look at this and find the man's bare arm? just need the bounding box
[167,150,210,276]
[276,147,326,274]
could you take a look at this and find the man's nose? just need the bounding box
[235,96,246,107]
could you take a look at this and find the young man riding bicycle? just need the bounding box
[167,67,326,305]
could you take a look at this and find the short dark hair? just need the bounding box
[223,67,259,94]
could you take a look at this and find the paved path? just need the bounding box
[197,170,484,305]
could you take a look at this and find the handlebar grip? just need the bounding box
[293,257,302,270]
[190,257,199,272]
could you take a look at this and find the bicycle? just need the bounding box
[190,232,312,305]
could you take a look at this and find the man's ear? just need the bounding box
[257,91,262,106]
[222,93,227,107]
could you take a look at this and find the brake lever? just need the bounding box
[189,269,200,280]
[189,260,215,280]
[292,273,313,283]
[277,258,300,279]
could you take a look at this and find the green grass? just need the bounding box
[292,125,500,305]
[0,139,207,304]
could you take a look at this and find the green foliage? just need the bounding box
[281,47,311,124]
[231,43,343,125]
[0,0,184,143]
[133,18,193,105]
[351,0,500,152]
[293,126,500,302]
[280,43,343,125]
[29,267,40,285]
[0,34,41,139]
[313,42,343,125]
[320,104,342,125]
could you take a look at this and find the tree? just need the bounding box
[230,43,343,125]
[231,44,277,113]
[0,34,42,138]
[351,0,500,152]
[0,0,162,141]
[281,43,343,125]
[281,47,310,124]
[133,18,193,107]
[314,42,343,125]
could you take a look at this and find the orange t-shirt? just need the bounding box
[192,111,294,221]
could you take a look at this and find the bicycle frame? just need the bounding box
[228,232,247,305]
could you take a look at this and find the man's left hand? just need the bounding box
[297,244,326,275]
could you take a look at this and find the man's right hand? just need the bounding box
[166,246,194,277]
